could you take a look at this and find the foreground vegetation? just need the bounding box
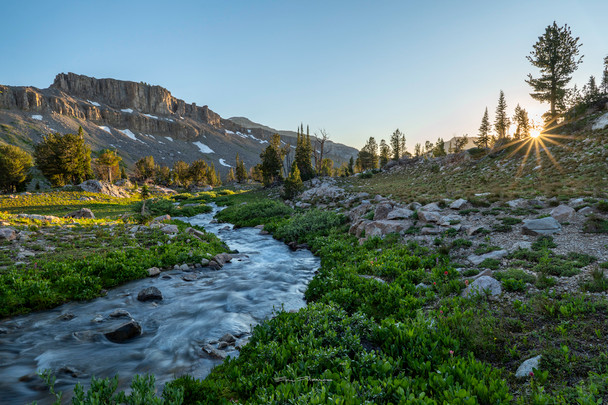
[161,193,607,404]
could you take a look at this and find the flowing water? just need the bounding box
[0,207,319,404]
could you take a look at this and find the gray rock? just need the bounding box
[386,208,414,220]
[421,202,441,211]
[202,344,227,360]
[137,286,163,302]
[522,217,561,236]
[578,206,596,216]
[64,208,95,219]
[467,250,508,266]
[219,333,236,344]
[160,224,179,234]
[146,267,161,277]
[109,309,131,318]
[359,274,387,284]
[417,210,443,223]
[550,205,575,222]
[79,180,130,198]
[153,214,171,223]
[373,203,393,220]
[58,312,76,321]
[464,226,485,236]
[462,276,502,297]
[208,260,222,270]
[0,227,17,241]
[217,341,229,349]
[509,241,532,252]
[506,199,526,208]
[214,253,232,266]
[421,227,442,235]
[449,198,469,210]
[515,355,542,378]
[410,202,422,210]
[570,198,584,206]
[201,258,210,266]
[104,320,142,343]
[182,274,197,282]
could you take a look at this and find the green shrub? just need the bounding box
[494,268,536,284]
[532,235,557,251]
[478,258,501,269]
[583,216,608,233]
[215,199,293,227]
[270,210,346,243]
[451,238,472,249]
[597,200,608,213]
[502,278,527,292]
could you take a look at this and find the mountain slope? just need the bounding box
[0,73,357,176]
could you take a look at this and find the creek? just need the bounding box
[0,206,319,404]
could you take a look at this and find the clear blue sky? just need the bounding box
[1,1,607,150]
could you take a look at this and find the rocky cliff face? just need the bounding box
[0,73,358,175]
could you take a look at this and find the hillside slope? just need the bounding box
[0,73,357,176]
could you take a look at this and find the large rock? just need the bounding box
[373,203,393,220]
[462,276,502,297]
[467,250,508,266]
[449,198,469,210]
[515,355,542,378]
[348,203,372,221]
[137,286,163,302]
[79,180,130,198]
[160,224,179,234]
[202,344,227,360]
[353,219,412,239]
[421,202,441,211]
[146,267,161,277]
[522,217,561,236]
[213,253,232,266]
[64,208,95,219]
[550,205,575,222]
[104,320,142,343]
[0,227,17,241]
[300,181,345,202]
[417,210,443,223]
[386,208,414,220]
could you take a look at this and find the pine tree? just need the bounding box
[206,163,221,186]
[602,56,608,95]
[96,149,122,183]
[494,90,510,140]
[454,135,469,153]
[0,144,33,192]
[34,130,92,186]
[424,141,434,154]
[526,22,583,123]
[379,139,391,167]
[475,108,491,148]
[390,129,405,160]
[235,153,247,183]
[513,104,531,140]
[414,143,421,157]
[227,168,236,183]
[583,75,600,102]
[120,166,127,180]
[282,161,303,199]
[347,156,354,176]
[358,137,379,170]
[172,160,190,187]
[135,156,156,182]
[432,138,446,157]
[295,128,314,180]
[189,159,209,186]
[260,134,284,186]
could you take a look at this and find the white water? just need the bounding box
[0,207,318,403]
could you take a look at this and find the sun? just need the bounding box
[529,129,542,138]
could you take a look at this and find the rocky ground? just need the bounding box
[288,177,608,301]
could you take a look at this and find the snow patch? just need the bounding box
[88,100,101,107]
[99,126,112,134]
[119,129,137,141]
[247,129,251,133]
[219,159,233,168]
[121,108,133,113]
[143,113,158,119]
[225,129,235,135]
[165,136,173,142]
[193,141,214,154]
[592,112,608,130]
[31,115,43,120]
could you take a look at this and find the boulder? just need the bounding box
[417,210,443,223]
[509,241,532,252]
[359,220,412,238]
[421,202,441,211]
[182,274,197,282]
[160,224,179,234]
[409,202,422,210]
[464,226,485,236]
[219,333,236,344]
[506,199,526,208]
[550,205,575,222]
[420,227,441,235]
[462,276,502,297]
[202,344,227,360]
[348,203,373,221]
[0,227,17,241]
[137,286,163,302]
[578,206,596,216]
[449,198,469,210]
[201,258,210,266]
[522,217,561,236]
[104,320,142,343]
[152,214,171,223]
[386,208,414,220]
[146,267,161,277]
[79,180,130,198]
[208,260,222,270]
[467,250,508,266]
[373,203,393,220]
[109,309,131,318]
[515,355,542,378]
[64,208,95,219]
[213,253,232,266]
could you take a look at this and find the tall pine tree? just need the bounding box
[235,153,247,183]
[475,108,491,148]
[295,127,314,180]
[390,129,405,160]
[513,104,531,140]
[494,90,510,140]
[526,22,583,123]
[601,56,608,95]
[379,139,391,167]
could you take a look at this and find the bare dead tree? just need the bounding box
[313,129,331,172]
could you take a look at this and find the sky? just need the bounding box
[1,1,607,150]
